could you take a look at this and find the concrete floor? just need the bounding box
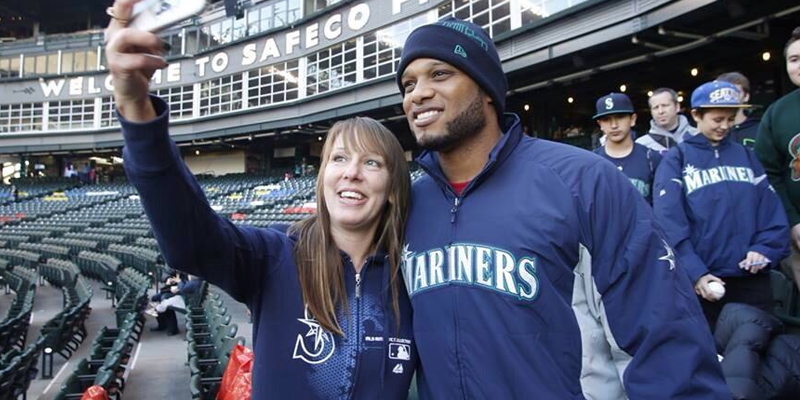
[1,278,253,400]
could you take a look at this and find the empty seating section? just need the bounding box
[0,265,44,400]
[186,291,246,400]
[0,171,470,400]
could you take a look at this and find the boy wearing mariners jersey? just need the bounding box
[654,80,789,331]
[397,17,729,400]
[593,93,662,204]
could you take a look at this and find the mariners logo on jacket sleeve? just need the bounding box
[401,243,540,300]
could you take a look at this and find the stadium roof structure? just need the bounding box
[0,0,228,38]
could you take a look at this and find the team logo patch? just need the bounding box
[682,163,757,195]
[658,240,676,271]
[392,363,404,374]
[709,87,740,104]
[402,243,540,300]
[605,97,614,110]
[389,343,411,361]
[788,132,800,181]
[292,306,336,365]
[454,44,468,58]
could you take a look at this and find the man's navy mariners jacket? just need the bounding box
[653,132,789,284]
[402,113,731,400]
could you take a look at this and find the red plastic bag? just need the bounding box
[81,385,108,400]
[217,344,253,400]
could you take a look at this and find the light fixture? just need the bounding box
[762,51,771,61]
[317,136,323,141]
[619,84,627,93]
[567,97,574,104]
[647,90,654,97]
[677,95,684,103]
[690,68,699,77]
[195,150,200,155]
[523,104,530,111]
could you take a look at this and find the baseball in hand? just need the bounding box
[707,281,725,300]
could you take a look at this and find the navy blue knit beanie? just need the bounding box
[396,17,507,121]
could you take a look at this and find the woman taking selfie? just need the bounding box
[104,1,416,399]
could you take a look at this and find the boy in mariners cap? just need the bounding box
[397,17,729,400]
[654,80,789,331]
[593,93,662,204]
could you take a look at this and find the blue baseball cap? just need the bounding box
[593,93,634,119]
[691,81,751,109]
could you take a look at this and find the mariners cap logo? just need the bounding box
[709,87,739,103]
[605,97,614,110]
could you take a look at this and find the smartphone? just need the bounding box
[129,0,208,32]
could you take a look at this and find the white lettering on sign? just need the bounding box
[30,0,437,99]
[285,31,301,55]
[211,53,229,73]
[69,77,83,96]
[40,79,65,97]
[348,3,370,31]
[305,23,319,49]
[259,38,281,62]
[167,62,181,83]
[242,43,257,66]
[323,14,342,40]
[87,77,101,94]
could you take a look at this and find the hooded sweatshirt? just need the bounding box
[119,96,416,400]
[653,132,789,285]
[636,114,698,154]
[755,89,800,227]
[729,116,760,150]
[403,113,728,400]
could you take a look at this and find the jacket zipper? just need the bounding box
[714,148,719,159]
[349,259,368,400]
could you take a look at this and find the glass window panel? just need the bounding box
[35,55,47,74]
[23,56,34,77]
[62,53,73,73]
[47,54,59,74]
[86,50,98,71]
[260,6,273,32]
[247,9,260,34]
[10,58,20,77]
[221,18,233,44]
[74,52,86,72]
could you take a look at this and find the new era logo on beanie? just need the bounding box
[454,45,468,58]
[396,17,508,122]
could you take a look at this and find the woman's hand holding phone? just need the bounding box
[105,0,166,122]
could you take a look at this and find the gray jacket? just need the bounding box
[636,114,698,154]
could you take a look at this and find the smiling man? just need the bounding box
[396,17,729,400]
[756,27,800,291]
[593,92,661,204]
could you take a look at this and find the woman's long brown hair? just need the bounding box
[290,117,410,335]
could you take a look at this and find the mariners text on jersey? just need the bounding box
[682,164,760,195]
[401,243,539,300]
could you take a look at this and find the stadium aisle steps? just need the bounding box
[26,280,119,400]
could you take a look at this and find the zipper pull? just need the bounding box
[714,149,719,159]
[355,272,362,299]
[450,197,460,223]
